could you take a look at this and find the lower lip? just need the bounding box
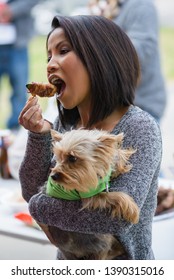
[57,92,63,99]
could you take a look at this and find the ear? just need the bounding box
[98,132,124,148]
[113,132,124,148]
[50,129,62,142]
[114,147,136,175]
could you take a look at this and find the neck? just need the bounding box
[78,106,129,131]
[46,171,112,200]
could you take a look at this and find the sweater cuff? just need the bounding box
[28,130,52,141]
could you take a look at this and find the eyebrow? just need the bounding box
[47,39,69,53]
[55,39,68,49]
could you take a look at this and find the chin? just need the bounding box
[60,101,76,110]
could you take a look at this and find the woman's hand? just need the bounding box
[18,96,52,133]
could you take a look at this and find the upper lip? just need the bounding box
[48,74,64,85]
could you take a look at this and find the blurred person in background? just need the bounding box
[74,0,167,122]
[0,0,40,131]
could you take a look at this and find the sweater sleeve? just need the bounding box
[28,111,162,236]
[110,114,162,212]
[19,131,52,202]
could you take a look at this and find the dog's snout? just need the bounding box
[51,173,61,181]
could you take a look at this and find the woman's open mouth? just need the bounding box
[50,77,66,98]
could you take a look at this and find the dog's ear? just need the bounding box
[113,147,136,176]
[50,129,62,142]
[113,133,124,148]
[98,132,124,148]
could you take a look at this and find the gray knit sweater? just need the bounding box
[113,0,166,120]
[19,106,162,259]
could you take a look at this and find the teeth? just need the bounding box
[50,77,62,85]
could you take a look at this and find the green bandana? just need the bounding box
[46,170,111,200]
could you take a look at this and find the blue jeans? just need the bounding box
[0,45,28,129]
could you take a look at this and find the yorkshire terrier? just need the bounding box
[39,129,139,260]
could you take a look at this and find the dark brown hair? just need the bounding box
[47,15,140,128]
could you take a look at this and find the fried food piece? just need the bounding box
[26,82,57,97]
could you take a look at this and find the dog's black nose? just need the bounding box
[51,173,61,181]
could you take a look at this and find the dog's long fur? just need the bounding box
[40,129,139,259]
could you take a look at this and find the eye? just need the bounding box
[60,48,70,55]
[47,56,51,63]
[67,154,77,163]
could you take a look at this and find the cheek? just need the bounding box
[66,56,90,88]
[62,56,91,107]
[72,64,90,93]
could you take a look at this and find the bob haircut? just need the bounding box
[47,15,140,128]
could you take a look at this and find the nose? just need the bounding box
[47,57,59,74]
[51,172,61,181]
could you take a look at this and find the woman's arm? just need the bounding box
[18,96,54,202]
[19,131,52,202]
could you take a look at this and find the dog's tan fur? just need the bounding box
[41,129,139,259]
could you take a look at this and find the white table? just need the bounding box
[0,178,57,259]
[0,178,49,243]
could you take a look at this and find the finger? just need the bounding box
[18,98,40,124]
[27,95,35,102]
[19,104,42,128]
[28,106,43,126]
[18,96,38,120]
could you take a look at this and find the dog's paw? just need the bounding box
[106,192,139,223]
[82,192,139,224]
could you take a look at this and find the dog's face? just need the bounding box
[50,129,123,193]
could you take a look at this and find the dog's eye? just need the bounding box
[67,154,77,163]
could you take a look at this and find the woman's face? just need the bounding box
[47,27,91,111]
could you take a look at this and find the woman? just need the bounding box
[19,15,162,259]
